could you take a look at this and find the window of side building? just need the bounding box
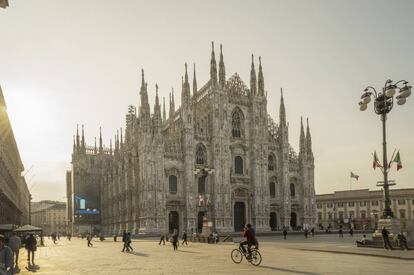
[318,212,322,221]
[371,200,379,206]
[348,202,355,207]
[398,199,406,205]
[317,203,322,209]
[399,209,406,219]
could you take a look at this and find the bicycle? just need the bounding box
[231,243,262,266]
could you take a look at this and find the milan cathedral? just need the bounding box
[67,42,316,235]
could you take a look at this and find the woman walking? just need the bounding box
[172,229,178,251]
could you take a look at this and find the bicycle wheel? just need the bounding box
[249,249,262,266]
[231,249,243,264]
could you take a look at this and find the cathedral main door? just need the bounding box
[197,211,205,233]
[270,212,277,230]
[168,211,179,234]
[290,212,297,229]
[234,202,246,232]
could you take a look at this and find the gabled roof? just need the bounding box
[226,73,249,96]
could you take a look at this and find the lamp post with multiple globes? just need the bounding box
[358,79,411,219]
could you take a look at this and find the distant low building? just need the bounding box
[0,0,9,9]
[316,188,414,231]
[0,85,30,226]
[31,201,67,235]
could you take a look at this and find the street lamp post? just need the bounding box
[358,79,411,219]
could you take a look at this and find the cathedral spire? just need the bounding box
[81,125,85,152]
[139,68,150,118]
[250,54,257,95]
[279,88,286,127]
[76,124,80,151]
[169,88,175,119]
[184,63,189,84]
[258,56,264,96]
[94,137,97,154]
[99,127,103,154]
[306,118,313,158]
[299,117,306,158]
[120,127,123,150]
[182,63,191,107]
[73,135,76,153]
[219,44,226,88]
[140,68,145,90]
[193,63,197,95]
[109,138,112,155]
[154,84,161,120]
[210,41,217,85]
[163,96,166,121]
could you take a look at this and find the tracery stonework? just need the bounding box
[68,43,316,235]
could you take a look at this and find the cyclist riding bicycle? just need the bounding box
[240,224,258,259]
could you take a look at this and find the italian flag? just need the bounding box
[373,151,382,169]
[393,151,403,171]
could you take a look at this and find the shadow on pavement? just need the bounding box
[128,251,149,257]
[177,250,200,254]
[258,265,321,275]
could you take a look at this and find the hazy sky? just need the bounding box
[1,0,413,202]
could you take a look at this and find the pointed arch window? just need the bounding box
[268,154,275,171]
[198,176,206,194]
[269,182,276,198]
[231,108,244,138]
[169,175,177,194]
[234,156,243,175]
[290,183,295,197]
[196,144,206,165]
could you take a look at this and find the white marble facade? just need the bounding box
[70,43,316,235]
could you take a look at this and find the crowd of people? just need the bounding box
[0,232,38,274]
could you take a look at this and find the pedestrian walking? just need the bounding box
[67,233,72,241]
[122,231,129,252]
[310,227,315,237]
[381,227,393,250]
[172,229,178,251]
[339,225,343,238]
[25,233,37,267]
[304,228,308,239]
[283,228,288,240]
[113,234,117,242]
[349,227,354,237]
[396,232,410,250]
[86,234,93,247]
[182,231,188,246]
[0,234,14,275]
[8,232,21,269]
[159,232,165,245]
[127,233,134,251]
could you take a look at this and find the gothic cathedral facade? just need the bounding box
[68,43,316,235]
